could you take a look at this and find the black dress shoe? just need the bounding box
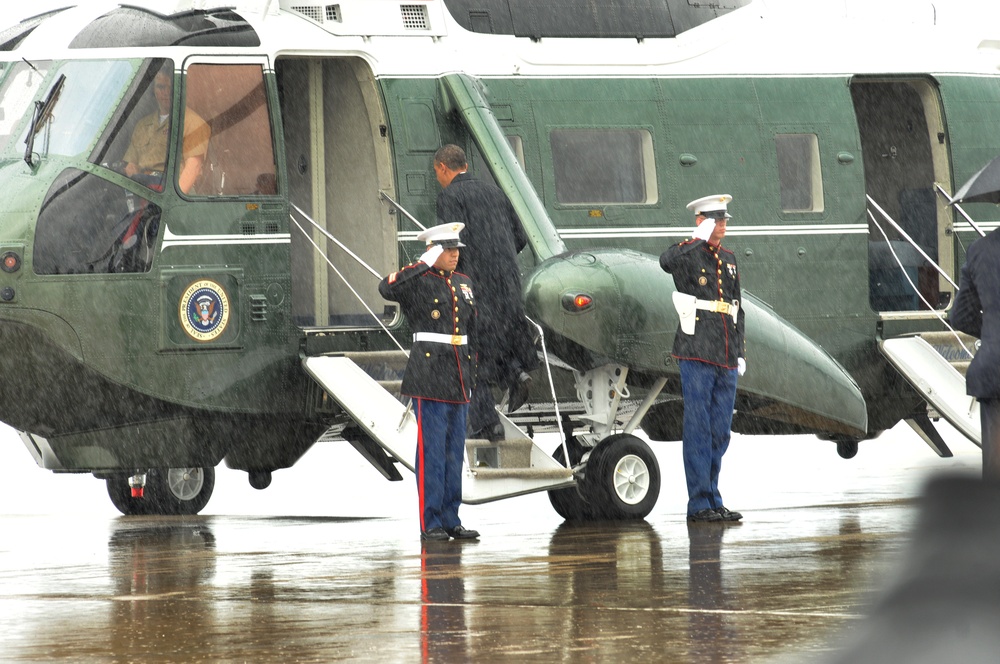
[688,508,723,522]
[716,507,743,521]
[506,371,532,413]
[446,525,480,540]
[421,527,450,541]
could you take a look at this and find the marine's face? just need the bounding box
[434,247,460,272]
[709,217,727,245]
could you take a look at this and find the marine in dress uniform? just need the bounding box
[950,228,1000,480]
[660,195,747,522]
[378,223,481,541]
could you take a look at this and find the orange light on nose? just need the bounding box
[562,292,595,312]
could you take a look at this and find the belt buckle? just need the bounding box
[450,334,462,345]
[712,301,726,313]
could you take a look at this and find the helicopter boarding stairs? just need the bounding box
[303,352,575,504]
[869,191,981,453]
[880,331,980,453]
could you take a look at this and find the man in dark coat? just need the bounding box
[379,222,480,541]
[660,194,746,522]
[950,228,1000,479]
[433,144,537,441]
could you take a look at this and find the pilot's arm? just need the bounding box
[178,109,211,194]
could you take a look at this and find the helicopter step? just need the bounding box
[880,332,980,451]
[301,354,575,505]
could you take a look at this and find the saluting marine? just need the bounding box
[379,222,481,542]
[660,195,747,523]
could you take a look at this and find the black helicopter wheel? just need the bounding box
[547,438,598,520]
[581,433,660,520]
[836,440,859,459]
[107,467,215,515]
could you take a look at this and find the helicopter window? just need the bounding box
[183,63,278,197]
[550,128,656,205]
[20,59,134,163]
[91,59,176,193]
[0,60,51,155]
[775,133,824,213]
[34,168,161,275]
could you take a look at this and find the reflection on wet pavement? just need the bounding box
[0,427,982,662]
[0,504,906,662]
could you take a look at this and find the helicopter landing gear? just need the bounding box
[836,440,859,459]
[107,466,215,515]
[547,365,665,521]
[547,433,660,521]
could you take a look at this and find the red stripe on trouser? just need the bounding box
[416,400,426,532]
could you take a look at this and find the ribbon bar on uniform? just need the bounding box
[413,332,468,345]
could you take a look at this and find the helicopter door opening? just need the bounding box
[851,77,954,314]
[276,57,397,328]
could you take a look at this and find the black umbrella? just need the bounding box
[951,155,1000,205]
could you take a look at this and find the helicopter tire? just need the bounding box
[581,433,660,520]
[836,440,859,459]
[106,466,215,515]
[547,439,600,520]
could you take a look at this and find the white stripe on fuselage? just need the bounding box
[161,227,290,250]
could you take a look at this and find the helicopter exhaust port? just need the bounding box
[127,472,147,498]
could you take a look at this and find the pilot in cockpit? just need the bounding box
[122,64,210,194]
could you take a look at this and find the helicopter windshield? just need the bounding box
[8,59,135,163]
[0,60,51,155]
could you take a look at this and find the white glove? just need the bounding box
[419,244,444,267]
[692,217,716,241]
[737,357,746,376]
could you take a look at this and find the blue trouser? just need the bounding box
[415,398,469,532]
[679,360,738,516]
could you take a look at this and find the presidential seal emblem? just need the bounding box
[179,279,230,342]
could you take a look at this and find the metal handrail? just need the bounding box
[934,183,987,238]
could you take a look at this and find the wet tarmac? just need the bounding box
[0,423,982,662]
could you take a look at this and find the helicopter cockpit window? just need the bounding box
[0,60,51,154]
[550,128,657,205]
[183,63,278,197]
[34,168,162,275]
[91,58,178,193]
[19,60,134,164]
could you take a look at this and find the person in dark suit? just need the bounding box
[660,195,746,522]
[379,222,480,541]
[433,144,538,441]
[950,228,1000,479]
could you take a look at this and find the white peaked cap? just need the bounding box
[686,194,733,218]
[417,222,466,248]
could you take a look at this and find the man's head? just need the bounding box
[417,222,465,271]
[433,144,468,188]
[686,194,733,246]
[153,66,173,116]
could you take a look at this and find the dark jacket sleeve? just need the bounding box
[660,238,705,274]
[378,261,430,303]
[951,261,983,338]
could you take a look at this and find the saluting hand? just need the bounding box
[693,217,716,242]
[420,244,445,267]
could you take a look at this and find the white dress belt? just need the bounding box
[413,332,468,346]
